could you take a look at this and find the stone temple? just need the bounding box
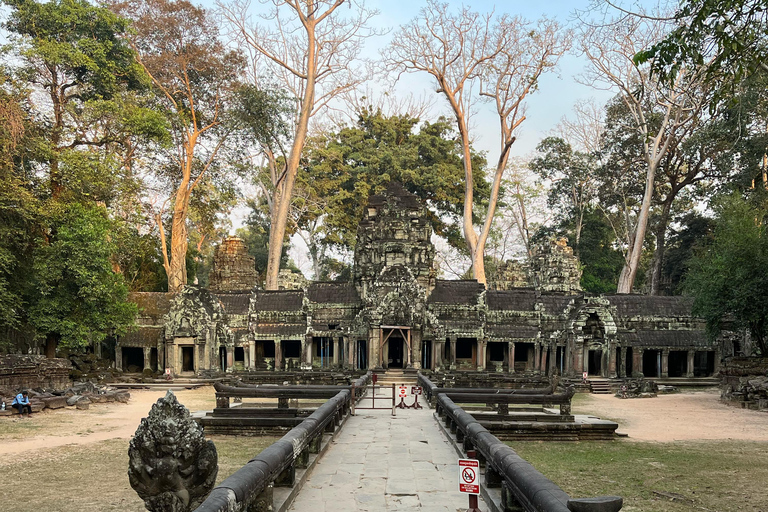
[118,182,722,379]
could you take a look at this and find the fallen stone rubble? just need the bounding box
[0,380,130,415]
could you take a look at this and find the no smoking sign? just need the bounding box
[458,458,479,494]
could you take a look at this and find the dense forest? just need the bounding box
[1,0,767,354]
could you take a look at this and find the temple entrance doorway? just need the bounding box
[181,346,194,372]
[587,349,602,376]
[381,326,411,369]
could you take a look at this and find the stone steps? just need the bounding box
[589,379,612,394]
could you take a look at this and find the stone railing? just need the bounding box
[194,373,369,511]
[439,388,575,416]
[436,393,622,512]
[417,372,554,406]
[193,388,352,512]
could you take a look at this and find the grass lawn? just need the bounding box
[0,435,279,512]
[511,439,768,512]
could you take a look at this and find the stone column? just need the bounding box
[477,339,486,371]
[411,330,422,370]
[634,349,644,376]
[369,328,381,369]
[450,336,457,368]
[574,340,584,375]
[143,347,152,371]
[304,335,313,366]
[116,345,123,371]
[434,340,444,369]
[686,350,695,378]
[534,344,541,373]
[607,343,617,378]
[275,339,283,371]
[661,349,669,378]
[249,342,256,369]
[549,346,557,375]
[713,348,721,375]
[226,346,234,371]
[508,342,515,374]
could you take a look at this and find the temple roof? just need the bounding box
[486,289,537,311]
[213,293,251,315]
[428,280,485,305]
[306,282,360,304]
[625,329,708,348]
[252,291,304,311]
[119,325,163,347]
[606,295,695,318]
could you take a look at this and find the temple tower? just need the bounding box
[208,237,258,293]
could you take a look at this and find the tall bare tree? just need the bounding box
[578,13,708,293]
[218,0,379,289]
[385,0,569,284]
[115,0,244,293]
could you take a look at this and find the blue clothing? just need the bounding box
[12,393,29,406]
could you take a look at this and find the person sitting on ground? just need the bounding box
[12,390,32,417]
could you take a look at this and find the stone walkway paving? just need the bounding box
[288,390,484,511]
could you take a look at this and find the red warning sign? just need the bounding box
[458,458,479,494]
[397,385,408,398]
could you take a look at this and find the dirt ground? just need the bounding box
[572,387,768,442]
[0,386,219,459]
[2,386,767,457]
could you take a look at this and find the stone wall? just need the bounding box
[0,355,72,390]
[719,357,768,410]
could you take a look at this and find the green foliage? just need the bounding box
[301,107,488,251]
[685,193,768,354]
[575,210,626,294]
[3,0,147,99]
[28,203,137,350]
[662,213,715,295]
[636,0,768,99]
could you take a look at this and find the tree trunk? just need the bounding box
[649,200,672,295]
[264,25,317,290]
[45,334,57,359]
[617,161,657,293]
[167,184,190,293]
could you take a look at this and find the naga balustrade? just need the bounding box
[417,373,555,406]
[440,388,575,416]
[435,393,622,512]
[193,387,354,512]
[214,373,369,409]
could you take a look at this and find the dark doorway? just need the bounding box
[515,342,533,372]
[314,337,334,367]
[694,351,716,377]
[588,349,602,376]
[388,337,404,368]
[149,348,158,372]
[181,346,194,372]
[643,349,659,377]
[625,347,633,377]
[235,346,245,368]
[283,340,301,358]
[122,347,144,372]
[219,346,227,371]
[488,342,505,363]
[357,339,368,370]
[668,351,687,377]
[556,346,564,374]
[421,339,433,370]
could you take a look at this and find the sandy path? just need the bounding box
[0,388,212,457]
[576,388,768,442]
